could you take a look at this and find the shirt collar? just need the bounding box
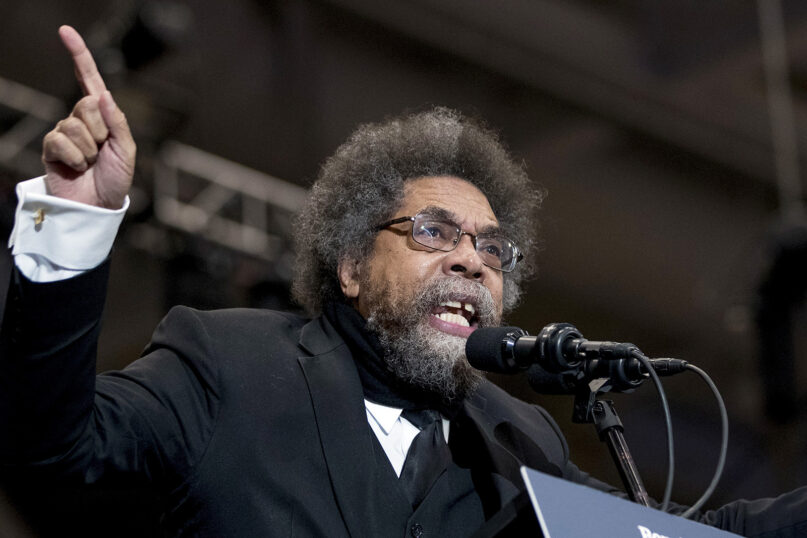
[364,399,403,435]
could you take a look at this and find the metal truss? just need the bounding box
[153,141,307,263]
[0,77,307,269]
[0,76,66,176]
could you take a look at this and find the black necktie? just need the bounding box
[399,409,452,509]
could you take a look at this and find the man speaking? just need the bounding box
[1,26,805,537]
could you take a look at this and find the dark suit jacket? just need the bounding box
[2,262,806,537]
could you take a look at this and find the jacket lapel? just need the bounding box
[451,386,563,517]
[297,317,407,538]
[297,317,562,531]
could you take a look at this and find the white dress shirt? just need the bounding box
[9,177,127,282]
[364,400,450,476]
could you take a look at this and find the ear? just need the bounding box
[337,258,361,300]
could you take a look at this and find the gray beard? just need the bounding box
[364,277,501,402]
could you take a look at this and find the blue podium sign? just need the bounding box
[521,467,742,537]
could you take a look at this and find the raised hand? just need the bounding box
[42,25,136,209]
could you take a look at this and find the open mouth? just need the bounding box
[429,299,480,338]
[432,300,477,327]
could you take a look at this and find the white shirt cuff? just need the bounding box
[8,177,128,282]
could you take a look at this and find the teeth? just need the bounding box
[440,300,476,316]
[435,312,470,327]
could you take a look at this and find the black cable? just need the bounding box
[680,363,729,519]
[631,349,675,511]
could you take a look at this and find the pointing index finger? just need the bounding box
[58,25,107,96]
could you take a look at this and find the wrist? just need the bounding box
[44,178,127,210]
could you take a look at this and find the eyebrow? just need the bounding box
[419,205,502,235]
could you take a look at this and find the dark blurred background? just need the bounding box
[1,0,807,536]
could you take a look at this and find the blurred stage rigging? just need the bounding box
[1,0,807,536]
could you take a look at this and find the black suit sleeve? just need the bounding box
[525,400,807,536]
[0,263,220,490]
[559,445,807,536]
[1,262,110,466]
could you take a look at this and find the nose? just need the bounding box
[442,233,485,280]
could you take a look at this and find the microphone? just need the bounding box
[466,324,639,373]
[466,324,688,394]
[525,358,646,394]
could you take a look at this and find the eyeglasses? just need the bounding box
[376,211,524,272]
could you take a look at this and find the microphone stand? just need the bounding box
[572,378,650,506]
[472,375,653,538]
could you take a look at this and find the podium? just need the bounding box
[473,467,742,537]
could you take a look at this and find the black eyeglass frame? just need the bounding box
[375,213,524,273]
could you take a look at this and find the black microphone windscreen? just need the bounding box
[466,326,525,374]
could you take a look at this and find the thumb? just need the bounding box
[99,91,135,157]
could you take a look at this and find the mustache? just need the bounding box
[413,277,500,327]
